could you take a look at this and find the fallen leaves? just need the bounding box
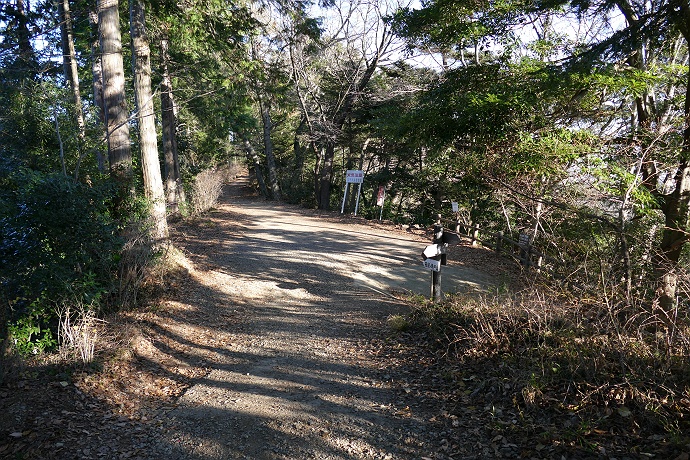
[617,406,632,418]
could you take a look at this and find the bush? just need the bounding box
[0,172,120,356]
[191,167,225,215]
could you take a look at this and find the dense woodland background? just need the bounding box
[1,0,689,443]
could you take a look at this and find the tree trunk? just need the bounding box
[89,8,107,173]
[293,117,306,182]
[243,137,268,197]
[655,20,690,310]
[318,142,336,209]
[160,32,185,214]
[98,0,132,185]
[260,97,281,201]
[657,157,690,309]
[313,143,324,206]
[316,53,380,210]
[57,0,86,143]
[14,0,36,74]
[130,0,168,243]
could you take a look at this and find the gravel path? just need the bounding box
[5,179,684,459]
[152,186,457,459]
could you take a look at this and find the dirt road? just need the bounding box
[1,179,508,460]
[5,179,682,459]
[146,183,498,459]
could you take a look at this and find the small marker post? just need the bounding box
[421,221,462,302]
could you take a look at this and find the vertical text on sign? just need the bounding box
[377,185,385,206]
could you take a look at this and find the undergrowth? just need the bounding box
[406,288,690,447]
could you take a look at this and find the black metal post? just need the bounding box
[432,224,443,302]
[432,270,441,302]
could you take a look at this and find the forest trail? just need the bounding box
[181,176,499,300]
[147,176,506,459]
[2,176,518,460]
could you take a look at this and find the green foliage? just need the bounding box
[7,294,57,356]
[510,129,595,177]
[0,79,62,174]
[158,0,259,171]
[392,0,527,53]
[1,172,121,355]
[399,60,584,172]
[384,0,690,308]
[585,156,659,215]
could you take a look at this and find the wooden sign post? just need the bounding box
[421,223,462,302]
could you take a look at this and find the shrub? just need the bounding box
[0,172,120,356]
[191,167,225,215]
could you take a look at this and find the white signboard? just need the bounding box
[345,170,364,184]
[422,244,445,259]
[452,201,459,213]
[423,258,441,272]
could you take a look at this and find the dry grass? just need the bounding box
[222,162,245,182]
[117,223,154,309]
[58,305,103,364]
[191,167,225,216]
[407,288,690,443]
[189,163,246,216]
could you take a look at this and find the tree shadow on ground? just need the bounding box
[1,184,518,459]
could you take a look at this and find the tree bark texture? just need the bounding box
[160,33,185,214]
[98,0,132,183]
[130,0,168,242]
